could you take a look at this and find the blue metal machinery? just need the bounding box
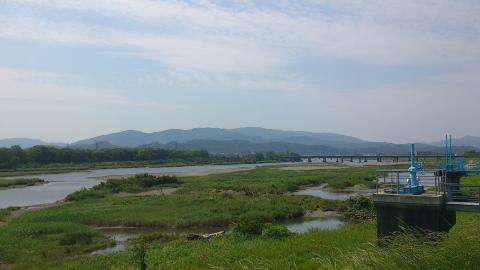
[443,134,480,173]
[385,143,425,194]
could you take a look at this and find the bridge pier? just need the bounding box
[336,157,339,163]
[350,157,353,162]
[307,157,312,163]
[323,157,327,163]
[341,157,344,163]
[364,157,368,163]
[373,194,456,239]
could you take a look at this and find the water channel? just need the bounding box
[0,163,269,208]
[91,216,346,255]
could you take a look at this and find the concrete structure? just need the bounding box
[290,154,463,164]
[373,193,456,238]
[374,169,478,239]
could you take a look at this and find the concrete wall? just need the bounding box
[374,194,456,238]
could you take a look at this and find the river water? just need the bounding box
[0,163,268,208]
[91,217,346,255]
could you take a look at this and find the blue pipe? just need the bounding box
[408,144,417,187]
[445,134,448,169]
[449,135,452,167]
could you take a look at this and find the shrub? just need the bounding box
[65,188,107,201]
[262,225,293,239]
[346,195,375,219]
[231,219,266,236]
[66,174,179,201]
[59,232,95,245]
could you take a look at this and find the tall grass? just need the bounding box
[321,213,480,270]
[0,221,112,269]
[0,178,45,188]
[0,207,20,222]
[179,167,377,194]
[51,214,480,270]
[16,194,327,228]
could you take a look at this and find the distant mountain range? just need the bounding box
[0,138,65,148]
[428,136,480,149]
[1,127,479,155]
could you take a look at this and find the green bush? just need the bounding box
[345,195,375,219]
[59,232,95,245]
[231,219,266,236]
[66,188,108,201]
[262,225,294,239]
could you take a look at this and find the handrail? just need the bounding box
[376,169,480,205]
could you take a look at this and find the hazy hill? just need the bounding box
[138,140,475,155]
[2,129,479,155]
[72,127,369,148]
[73,128,253,147]
[140,139,340,155]
[429,136,480,149]
[0,138,65,148]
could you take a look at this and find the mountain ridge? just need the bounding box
[1,128,479,155]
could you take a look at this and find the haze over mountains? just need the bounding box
[1,127,478,155]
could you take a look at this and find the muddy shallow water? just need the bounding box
[91,217,346,255]
[293,184,358,201]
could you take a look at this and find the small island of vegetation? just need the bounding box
[0,178,46,189]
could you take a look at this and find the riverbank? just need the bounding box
[1,165,477,269]
[0,166,373,269]
[0,178,46,190]
[0,160,281,178]
[0,163,273,208]
[101,166,255,180]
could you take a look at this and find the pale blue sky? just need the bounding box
[0,0,479,143]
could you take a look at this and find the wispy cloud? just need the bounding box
[4,0,480,67]
[0,67,171,108]
[0,1,479,141]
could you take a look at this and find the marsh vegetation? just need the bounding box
[0,165,477,269]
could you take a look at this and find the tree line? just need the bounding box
[0,145,299,170]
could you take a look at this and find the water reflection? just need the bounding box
[293,184,357,201]
[286,218,345,233]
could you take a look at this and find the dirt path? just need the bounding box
[115,187,181,197]
[103,167,254,180]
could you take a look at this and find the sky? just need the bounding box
[0,0,479,143]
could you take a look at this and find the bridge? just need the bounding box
[290,154,463,163]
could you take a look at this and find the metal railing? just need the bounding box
[375,169,446,195]
[375,169,480,205]
[444,183,480,203]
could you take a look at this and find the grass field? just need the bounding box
[50,213,480,270]
[0,165,478,270]
[0,207,20,222]
[16,194,331,228]
[178,166,377,194]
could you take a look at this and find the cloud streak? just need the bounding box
[4,0,480,67]
[0,1,479,141]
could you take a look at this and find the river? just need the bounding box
[0,163,271,208]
